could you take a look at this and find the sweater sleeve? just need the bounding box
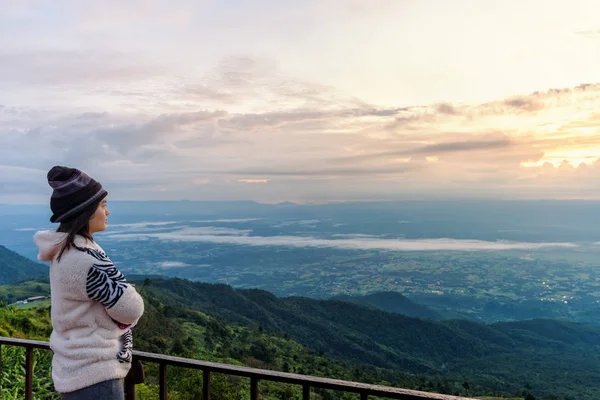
[84,248,144,326]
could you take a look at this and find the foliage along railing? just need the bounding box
[0,336,477,400]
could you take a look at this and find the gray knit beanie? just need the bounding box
[47,166,108,223]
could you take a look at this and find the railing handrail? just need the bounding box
[0,336,477,400]
[0,336,49,349]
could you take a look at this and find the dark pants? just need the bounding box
[60,379,124,400]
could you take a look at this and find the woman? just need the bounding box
[34,166,145,400]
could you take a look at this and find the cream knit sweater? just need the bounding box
[34,230,145,393]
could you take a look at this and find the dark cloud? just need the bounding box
[342,108,404,117]
[337,138,513,163]
[415,138,512,154]
[221,110,325,130]
[224,164,419,177]
[470,85,600,117]
[504,97,544,112]
[576,83,595,90]
[76,112,109,120]
[147,110,227,129]
[108,90,151,97]
[175,134,243,149]
[97,110,226,153]
[220,107,401,131]
[181,84,242,104]
[389,109,437,127]
[435,103,457,115]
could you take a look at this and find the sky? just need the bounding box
[1,0,600,203]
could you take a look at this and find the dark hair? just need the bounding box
[55,199,102,262]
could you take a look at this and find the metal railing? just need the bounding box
[0,337,476,400]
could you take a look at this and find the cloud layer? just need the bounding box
[105,227,578,252]
[3,82,600,203]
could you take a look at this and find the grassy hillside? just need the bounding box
[0,305,54,399]
[0,279,50,305]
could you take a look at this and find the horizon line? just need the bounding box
[3,197,600,207]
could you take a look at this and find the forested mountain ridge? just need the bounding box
[0,245,46,285]
[331,291,442,319]
[0,244,594,399]
[137,277,600,399]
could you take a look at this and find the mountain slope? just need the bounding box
[141,277,600,400]
[331,291,442,320]
[0,245,46,285]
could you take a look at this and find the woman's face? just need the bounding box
[89,198,110,235]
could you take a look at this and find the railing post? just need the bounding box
[303,384,310,400]
[159,363,167,400]
[124,368,136,400]
[25,346,33,400]
[250,377,259,400]
[203,369,211,400]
